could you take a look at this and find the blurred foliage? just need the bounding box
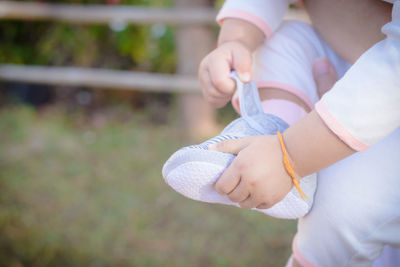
[0,0,177,73]
[0,106,296,266]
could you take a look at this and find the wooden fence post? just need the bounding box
[175,0,217,139]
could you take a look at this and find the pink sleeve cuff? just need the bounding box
[216,9,272,40]
[315,101,369,152]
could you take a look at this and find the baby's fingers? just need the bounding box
[227,181,250,203]
[239,195,259,210]
[214,162,241,195]
[256,203,271,209]
[199,67,231,107]
[209,137,251,154]
[230,45,252,83]
[208,57,236,96]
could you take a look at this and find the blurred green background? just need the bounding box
[0,0,177,72]
[0,0,296,266]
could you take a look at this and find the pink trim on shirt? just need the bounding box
[315,101,369,152]
[292,235,319,267]
[256,81,314,110]
[216,9,272,39]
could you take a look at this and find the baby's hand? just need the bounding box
[209,135,294,209]
[198,41,252,108]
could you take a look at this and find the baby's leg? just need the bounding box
[232,20,350,125]
[293,128,400,266]
[254,20,322,115]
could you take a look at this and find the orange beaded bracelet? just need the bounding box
[277,132,307,200]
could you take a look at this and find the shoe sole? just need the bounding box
[163,148,314,219]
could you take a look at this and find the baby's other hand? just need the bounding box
[209,135,294,209]
[198,41,252,108]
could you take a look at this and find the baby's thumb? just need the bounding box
[231,46,252,83]
[312,58,338,98]
[208,138,250,155]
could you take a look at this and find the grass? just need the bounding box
[0,104,296,267]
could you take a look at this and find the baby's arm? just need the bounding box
[199,0,292,108]
[217,0,292,40]
[217,18,264,53]
[283,110,355,178]
[199,19,262,108]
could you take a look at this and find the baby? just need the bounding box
[164,0,400,266]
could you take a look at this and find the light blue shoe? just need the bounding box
[162,73,316,219]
